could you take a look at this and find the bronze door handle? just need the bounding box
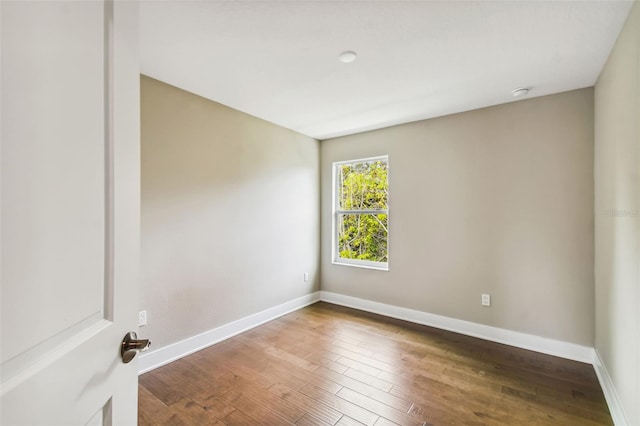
[121,331,151,363]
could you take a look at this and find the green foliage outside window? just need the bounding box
[337,159,388,263]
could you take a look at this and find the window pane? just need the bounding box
[337,213,388,262]
[339,160,388,210]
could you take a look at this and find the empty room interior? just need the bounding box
[136,1,639,425]
[3,0,640,424]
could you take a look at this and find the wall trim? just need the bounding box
[139,289,596,374]
[319,291,595,364]
[137,289,626,423]
[137,292,321,374]
[593,349,629,426]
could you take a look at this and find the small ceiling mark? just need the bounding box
[512,87,530,97]
[338,51,358,63]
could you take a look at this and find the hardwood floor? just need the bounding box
[138,302,612,425]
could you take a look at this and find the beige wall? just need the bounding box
[140,76,320,349]
[594,1,640,424]
[320,89,595,346]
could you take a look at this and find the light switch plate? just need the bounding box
[138,310,147,326]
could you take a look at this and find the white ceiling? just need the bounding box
[140,1,633,140]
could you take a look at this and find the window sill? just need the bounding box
[332,259,389,271]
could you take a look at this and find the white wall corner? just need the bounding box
[593,349,630,426]
[137,292,321,374]
[319,291,595,364]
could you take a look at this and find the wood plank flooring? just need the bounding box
[138,302,612,425]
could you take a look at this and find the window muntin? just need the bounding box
[333,156,389,270]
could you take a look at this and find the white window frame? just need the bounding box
[332,155,389,271]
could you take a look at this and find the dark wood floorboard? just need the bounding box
[139,302,612,425]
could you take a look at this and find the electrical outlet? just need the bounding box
[138,310,147,327]
[304,272,309,282]
[481,294,491,307]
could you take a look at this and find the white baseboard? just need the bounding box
[137,292,321,374]
[593,350,629,426]
[139,289,596,374]
[137,289,625,423]
[319,291,595,364]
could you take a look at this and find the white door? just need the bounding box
[1,1,140,424]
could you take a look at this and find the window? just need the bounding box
[332,156,389,270]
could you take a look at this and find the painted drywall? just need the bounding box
[320,89,595,346]
[140,76,319,349]
[594,1,640,424]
